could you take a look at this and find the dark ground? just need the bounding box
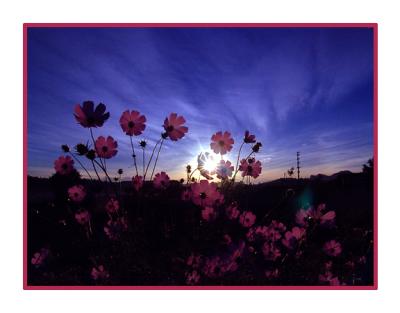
[27,171,374,286]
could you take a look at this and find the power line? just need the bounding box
[296,151,301,180]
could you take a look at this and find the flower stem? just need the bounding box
[142,148,145,176]
[129,136,139,177]
[94,159,113,184]
[188,168,199,183]
[89,127,105,169]
[91,160,102,182]
[144,138,162,180]
[232,142,245,182]
[149,138,164,181]
[94,159,119,196]
[68,152,93,180]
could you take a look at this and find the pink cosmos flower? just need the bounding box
[54,156,74,175]
[214,160,234,179]
[239,158,262,178]
[68,185,86,202]
[251,221,285,243]
[105,198,119,214]
[91,265,110,280]
[265,227,282,242]
[153,171,170,189]
[318,271,332,283]
[74,101,110,128]
[247,225,270,242]
[163,113,188,141]
[181,189,192,201]
[75,210,90,225]
[262,242,281,261]
[187,253,203,269]
[104,217,128,240]
[225,202,240,219]
[191,180,223,207]
[319,271,341,285]
[220,259,239,273]
[255,226,270,237]
[246,227,257,242]
[282,227,306,250]
[185,270,200,285]
[210,131,234,155]
[296,204,336,227]
[265,268,280,279]
[31,248,50,267]
[201,206,217,221]
[202,256,222,278]
[295,208,312,226]
[320,210,336,226]
[119,110,146,136]
[323,240,342,257]
[215,193,225,206]
[95,136,118,159]
[329,277,342,286]
[270,220,287,233]
[324,261,333,271]
[358,256,367,264]
[239,211,256,228]
[244,130,256,143]
[132,175,143,191]
[222,234,232,245]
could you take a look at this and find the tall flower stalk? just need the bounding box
[129,136,139,177]
[149,138,165,181]
[144,138,162,180]
[119,110,147,178]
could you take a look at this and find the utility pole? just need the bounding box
[296,151,301,180]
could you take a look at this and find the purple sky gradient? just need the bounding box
[27,27,374,182]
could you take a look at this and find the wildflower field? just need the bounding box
[27,102,374,286]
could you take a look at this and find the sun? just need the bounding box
[204,157,218,173]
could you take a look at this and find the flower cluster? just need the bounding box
[29,100,371,287]
[187,129,263,184]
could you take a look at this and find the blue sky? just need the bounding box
[27,27,374,181]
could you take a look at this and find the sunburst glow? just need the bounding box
[203,157,218,173]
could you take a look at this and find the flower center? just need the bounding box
[247,166,253,173]
[102,146,108,152]
[128,121,135,128]
[200,192,207,199]
[167,125,174,132]
[218,140,225,146]
[62,163,68,170]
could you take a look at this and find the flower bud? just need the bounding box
[252,142,262,153]
[86,149,96,160]
[75,143,89,156]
